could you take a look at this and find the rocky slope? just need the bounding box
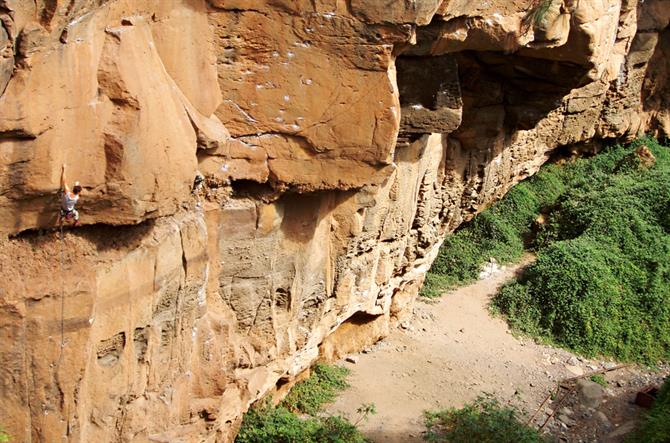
[0,0,668,441]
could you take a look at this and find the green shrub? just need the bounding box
[236,400,367,443]
[421,273,454,299]
[0,427,8,443]
[313,416,367,443]
[237,401,321,443]
[422,152,568,296]
[426,136,670,363]
[424,395,546,443]
[531,0,554,26]
[237,364,366,443]
[628,378,670,443]
[282,364,350,415]
[590,374,607,387]
[492,137,670,364]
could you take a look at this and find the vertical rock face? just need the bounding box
[0,0,669,441]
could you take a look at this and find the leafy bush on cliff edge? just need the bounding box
[493,138,670,364]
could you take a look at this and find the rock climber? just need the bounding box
[192,171,205,209]
[59,164,82,227]
[193,171,205,193]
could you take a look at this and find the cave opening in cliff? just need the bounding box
[10,217,156,250]
[454,50,593,132]
[230,179,277,200]
[345,311,381,326]
[395,53,463,143]
[397,55,457,112]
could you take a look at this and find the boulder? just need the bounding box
[577,379,606,409]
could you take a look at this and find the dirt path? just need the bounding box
[325,259,667,442]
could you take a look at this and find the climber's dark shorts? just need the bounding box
[60,208,79,221]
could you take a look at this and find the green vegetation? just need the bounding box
[589,374,608,387]
[236,364,370,443]
[282,364,350,415]
[520,0,555,36]
[236,401,366,443]
[494,138,670,364]
[424,395,546,443]
[422,161,567,297]
[0,427,8,443]
[353,403,377,427]
[628,378,670,443]
[425,137,670,364]
[529,0,554,26]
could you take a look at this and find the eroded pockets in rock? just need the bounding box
[96,331,126,367]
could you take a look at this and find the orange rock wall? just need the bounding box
[1,0,669,441]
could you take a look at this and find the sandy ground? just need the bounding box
[325,259,668,442]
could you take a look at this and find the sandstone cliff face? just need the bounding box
[1,0,668,441]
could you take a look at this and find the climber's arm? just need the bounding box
[61,164,70,193]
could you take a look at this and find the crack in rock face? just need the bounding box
[0,0,669,441]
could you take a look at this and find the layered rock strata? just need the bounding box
[1,0,669,441]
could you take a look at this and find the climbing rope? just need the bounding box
[56,164,71,439]
[58,162,67,358]
[57,222,66,365]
